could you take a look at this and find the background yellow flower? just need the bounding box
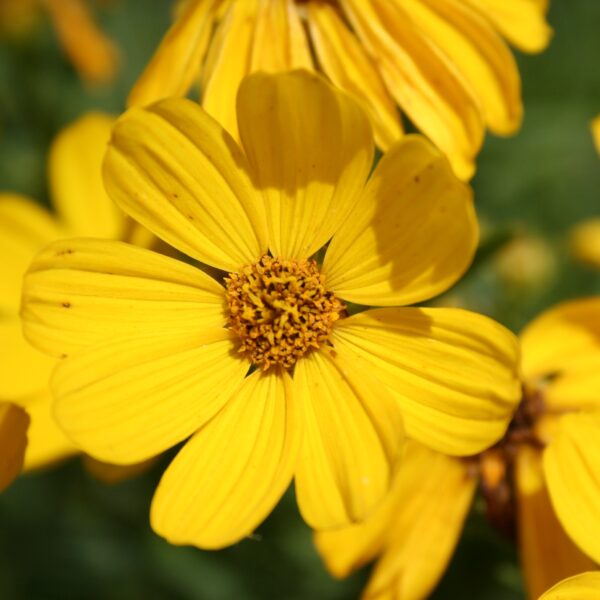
[128,0,551,180]
[0,112,147,473]
[316,296,600,600]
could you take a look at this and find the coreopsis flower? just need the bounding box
[0,112,135,472]
[0,0,118,84]
[570,218,600,268]
[539,572,600,600]
[21,71,520,549]
[494,233,555,289]
[129,0,551,180]
[316,296,600,600]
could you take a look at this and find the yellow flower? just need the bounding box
[0,0,118,84]
[570,218,600,268]
[129,0,551,180]
[316,296,600,600]
[539,572,600,600]
[494,233,556,289]
[0,112,130,472]
[21,71,520,549]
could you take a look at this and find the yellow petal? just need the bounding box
[539,573,600,600]
[49,112,124,239]
[293,346,404,529]
[52,328,247,465]
[397,0,523,135]
[367,451,475,600]
[43,0,118,84]
[200,0,258,139]
[0,194,63,314]
[333,307,521,456]
[520,297,600,382]
[322,135,477,306]
[128,0,218,108]
[238,70,374,260]
[462,0,552,54]
[250,0,313,72]
[151,369,299,549]
[315,481,394,579]
[521,298,600,413]
[592,115,600,155]
[306,2,403,149]
[543,412,600,565]
[22,389,77,471]
[201,0,313,140]
[0,319,54,400]
[0,402,29,492]
[341,0,484,179]
[516,445,596,600]
[22,238,226,358]
[570,219,600,269]
[103,97,267,272]
[544,365,600,412]
[316,441,475,600]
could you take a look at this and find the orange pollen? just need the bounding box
[225,255,344,371]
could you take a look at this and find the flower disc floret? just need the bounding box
[225,255,344,370]
[477,383,547,537]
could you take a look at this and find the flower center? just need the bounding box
[475,384,547,539]
[225,255,345,371]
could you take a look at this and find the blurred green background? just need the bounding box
[0,1,598,598]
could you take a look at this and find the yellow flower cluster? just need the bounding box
[1,2,599,599]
